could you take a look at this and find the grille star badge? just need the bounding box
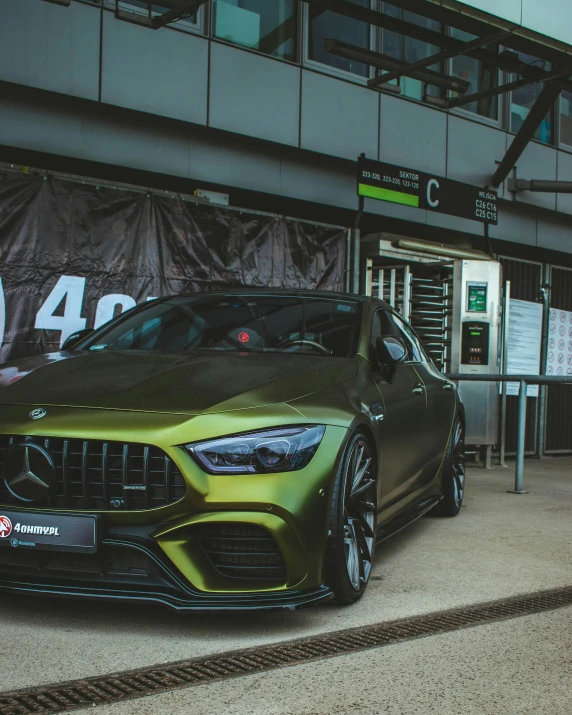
[3,443,56,503]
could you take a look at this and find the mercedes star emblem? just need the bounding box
[3,443,56,503]
[29,408,47,420]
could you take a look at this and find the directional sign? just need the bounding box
[357,157,498,225]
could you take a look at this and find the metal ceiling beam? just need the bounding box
[385,0,572,68]
[449,62,572,109]
[115,0,207,30]
[368,28,512,89]
[325,39,469,93]
[492,79,569,187]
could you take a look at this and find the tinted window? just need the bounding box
[450,28,499,119]
[213,0,296,61]
[81,295,361,357]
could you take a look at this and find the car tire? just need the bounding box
[435,414,466,517]
[325,431,377,605]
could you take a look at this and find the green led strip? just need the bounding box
[358,183,419,207]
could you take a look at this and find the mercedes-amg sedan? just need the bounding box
[0,290,464,610]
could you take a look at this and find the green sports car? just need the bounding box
[0,290,464,610]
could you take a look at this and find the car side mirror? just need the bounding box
[61,328,94,351]
[375,337,407,382]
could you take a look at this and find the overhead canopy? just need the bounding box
[307,0,572,186]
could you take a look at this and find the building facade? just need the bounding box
[1,0,572,454]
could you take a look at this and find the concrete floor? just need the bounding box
[1,457,572,711]
[63,606,572,715]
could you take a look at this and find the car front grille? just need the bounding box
[0,543,153,577]
[0,435,187,511]
[198,524,287,581]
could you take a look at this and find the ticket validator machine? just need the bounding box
[450,260,501,449]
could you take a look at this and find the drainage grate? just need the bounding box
[1,585,572,714]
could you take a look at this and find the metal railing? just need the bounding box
[446,374,572,494]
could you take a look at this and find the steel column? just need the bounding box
[499,281,511,467]
[508,381,530,494]
[537,264,551,459]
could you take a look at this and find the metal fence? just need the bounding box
[447,374,572,493]
[497,257,572,458]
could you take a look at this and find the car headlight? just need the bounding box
[185,425,326,475]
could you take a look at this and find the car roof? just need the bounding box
[161,288,392,310]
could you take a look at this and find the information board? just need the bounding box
[547,308,572,377]
[357,157,498,225]
[506,299,543,397]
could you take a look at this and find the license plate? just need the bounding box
[0,510,97,554]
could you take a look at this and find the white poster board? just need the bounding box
[506,299,543,397]
[547,308,572,377]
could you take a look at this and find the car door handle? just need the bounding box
[412,383,425,395]
[442,383,454,391]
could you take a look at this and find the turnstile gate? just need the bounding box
[366,260,453,373]
[365,248,501,448]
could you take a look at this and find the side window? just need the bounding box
[370,310,395,364]
[389,313,427,363]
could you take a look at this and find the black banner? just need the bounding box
[0,171,347,362]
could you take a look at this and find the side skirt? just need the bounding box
[376,495,441,544]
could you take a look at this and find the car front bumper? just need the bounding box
[0,405,348,611]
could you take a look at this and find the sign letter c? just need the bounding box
[427,179,440,208]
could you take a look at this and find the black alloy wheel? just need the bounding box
[436,415,466,517]
[326,432,377,604]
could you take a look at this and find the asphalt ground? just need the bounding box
[1,457,571,711]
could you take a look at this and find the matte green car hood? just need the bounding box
[0,350,357,415]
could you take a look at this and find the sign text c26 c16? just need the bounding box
[357,157,498,225]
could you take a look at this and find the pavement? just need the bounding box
[1,457,572,713]
[62,606,572,715]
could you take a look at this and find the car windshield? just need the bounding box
[81,294,362,357]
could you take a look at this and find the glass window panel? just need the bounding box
[309,0,370,77]
[213,0,296,61]
[450,28,498,119]
[510,52,554,144]
[561,91,572,147]
[381,6,442,101]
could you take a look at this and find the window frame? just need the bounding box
[558,92,572,152]
[210,0,300,64]
[301,0,378,85]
